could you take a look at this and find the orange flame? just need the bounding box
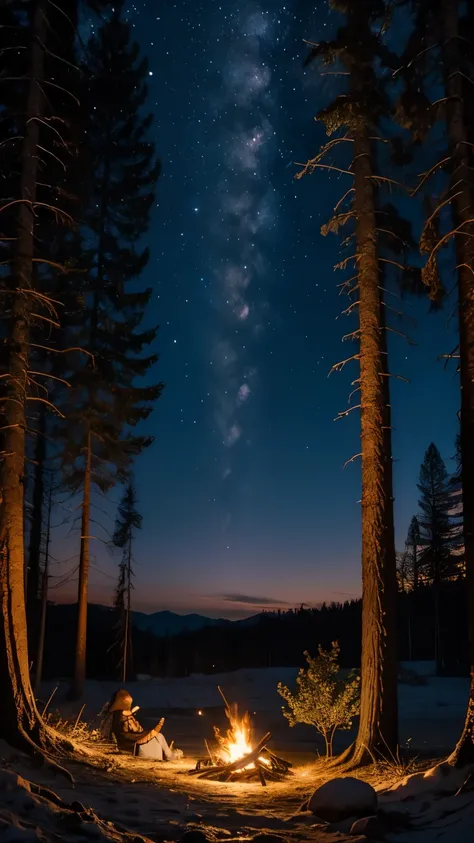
[213,704,268,770]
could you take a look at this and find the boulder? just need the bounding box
[308,777,378,823]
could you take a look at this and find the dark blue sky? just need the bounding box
[56,0,460,617]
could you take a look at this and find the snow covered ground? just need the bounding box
[41,664,469,758]
[1,665,472,843]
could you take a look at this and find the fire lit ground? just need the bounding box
[21,670,471,842]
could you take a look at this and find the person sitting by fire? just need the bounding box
[101,689,183,761]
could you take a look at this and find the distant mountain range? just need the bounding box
[132,609,259,638]
[47,602,262,640]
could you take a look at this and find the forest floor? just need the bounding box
[1,666,473,843]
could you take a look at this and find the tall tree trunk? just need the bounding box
[339,131,398,766]
[123,532,132,682]
[33,477,52,696]
[27,403,46,606]
[442,0,474,766]
[0,0,49,747]
[70,432,91,699]
[27,402,46,655]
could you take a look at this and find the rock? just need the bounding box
[308,777,378,823]
[350,816,383,838]
[180,832,210,843]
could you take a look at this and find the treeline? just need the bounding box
[151,586,468,677]
[0,0,160,748]
[39,583,468,680]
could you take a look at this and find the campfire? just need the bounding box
[189,687,292,786]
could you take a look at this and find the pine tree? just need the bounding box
[0,0,81,753]
[299,0,403,765]
[418,445,455,584]
[396,549,411,593]
[64,4,163,699]
[417,443,455,672]
[450,434,464,571]
[112,481,142,682]
[406,515,422,590]
[398,0,474,763]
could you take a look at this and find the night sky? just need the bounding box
[56,1,460,618]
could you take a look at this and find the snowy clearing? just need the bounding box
[1,666,473,843]
[41,664,469,757]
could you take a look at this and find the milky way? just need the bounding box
[213,7,279,498]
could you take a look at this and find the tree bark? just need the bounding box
[70,432,91,699]
[122,531,132,682]
[33,478,52,696]
[442,0,474,766]
[0,0,49,748]
[26,402,46,656]
[27,403,46,606]
[339,131,398,766]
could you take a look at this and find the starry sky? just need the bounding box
[55,0,460,618]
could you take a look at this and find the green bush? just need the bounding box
[277,642,360,758]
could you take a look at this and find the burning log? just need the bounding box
[189,731,292,786]
[189,689,292,786]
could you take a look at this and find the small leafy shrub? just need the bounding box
[277,642,360,758]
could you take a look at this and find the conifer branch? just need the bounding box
[334,188,355,212]
[328,354,360,375]
[425,219,474,266]
[385,326,416,345]
[344,453,362,468]
[348,386,361,403]
[26,397,65,417]
[28,371,71,388]
[29,343,94,359]
[335,404,362,421]
[338,280,359,296]
[378,257,408,272]
[413,157,451,195]
[366,175,407,191]
[342,329,361,342]
[295,162,355,179]
[424,191,463,230]
[339,301,360,317]
[335,254,359,271]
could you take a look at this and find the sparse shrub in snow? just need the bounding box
[277,642,360,757]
